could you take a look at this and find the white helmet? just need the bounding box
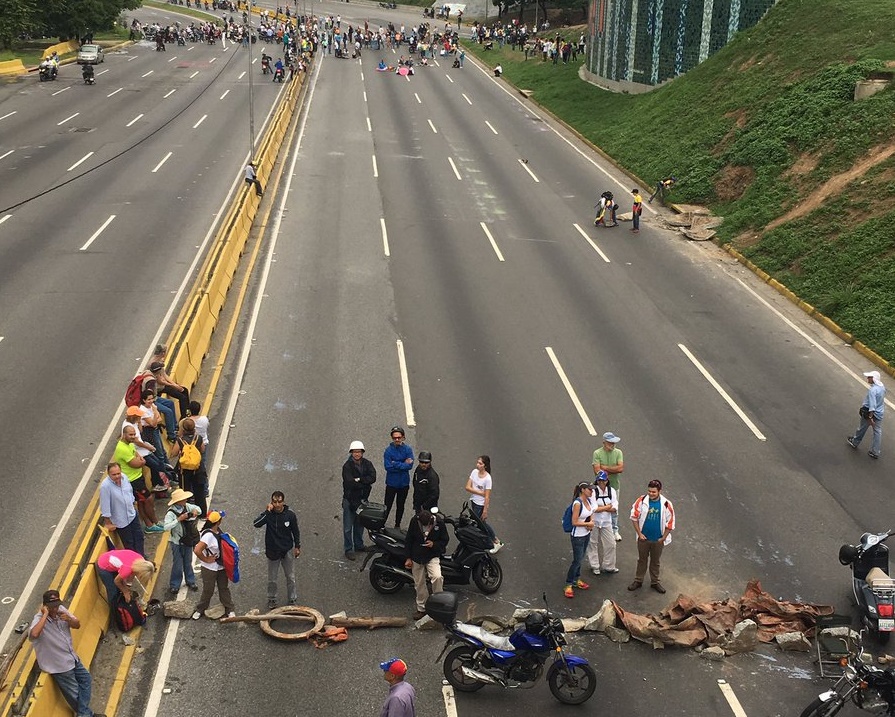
[349,440,365,452]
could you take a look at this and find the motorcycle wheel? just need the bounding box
[546,662,596,705]
[799,696,843,717]
[369,563,404,594]
[472,557,503,594]
[443,646,485,692]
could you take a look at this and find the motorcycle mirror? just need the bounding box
[430,506,439,514]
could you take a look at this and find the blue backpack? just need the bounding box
[561,500,581,533]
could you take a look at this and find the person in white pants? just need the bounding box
[587,471,618,575]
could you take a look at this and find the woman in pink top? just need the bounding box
[97,549,155,608]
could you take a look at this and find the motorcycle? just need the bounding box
[38,61,57,81]
[82,66,95,84]
[359,502,503,595]
[840,530,895,643]
[261,56,271,74]
[272,66,284,82]
[379,2,396,7]
[800,637,895,716]
[426,591,596,705]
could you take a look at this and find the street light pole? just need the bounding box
[248,0,255,156]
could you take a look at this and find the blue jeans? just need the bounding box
[469,502,497,542]
[51,658,93,716]
[170,543,197,590]
[342,499,365,553]
[853,415,883,456]
[155,397,177,439]
[566,533,591,585]
[117,513,145,557]
[98,566,119,607]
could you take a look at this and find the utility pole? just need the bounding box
[248,0,255,157]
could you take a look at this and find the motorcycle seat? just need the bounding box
[455,622,514,651]
[383,527,406,541]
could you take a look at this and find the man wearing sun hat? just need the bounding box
[162,488,202,596]
[847,370,887,459]
[593,432,625,541]
[379,658,415,717]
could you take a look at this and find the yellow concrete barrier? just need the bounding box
[0,60,26,76]
[42,40,80,59]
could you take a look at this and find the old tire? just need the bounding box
[472,557,503,594]
[443,646,485,692]
[546,662,597,705]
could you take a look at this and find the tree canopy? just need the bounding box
[0,0,139,47]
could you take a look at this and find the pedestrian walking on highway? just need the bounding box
[847,370,886,458]
[628,480,675,594]
[465,455,503,553]
[564,481,594,599]
[162,488,201,595]
[100,461,145,556]
[342,440,377,560]
[411,451,440,514]
[593,432,625,540]
[384,426,414,528]
[253,490,301,608]
[630,188,643,232]
[29,590,106,717]
[379,658,416,717]
[586,471,618,575]
[192,510,236,620]
[405,509,448,620]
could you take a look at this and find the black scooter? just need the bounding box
[839,530,895,643]
[360,502,503,595]
[82,65,95,84]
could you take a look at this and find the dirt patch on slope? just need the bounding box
[784,152,819,178]
[714,165,755,202]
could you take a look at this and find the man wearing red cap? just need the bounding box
[379,658,416,717]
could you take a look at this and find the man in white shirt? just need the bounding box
[587,471,618,575]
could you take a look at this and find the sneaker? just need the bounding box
[267,599,277,609]
[223,612,236,619]
[144,524,165,534]
[575,580,590,590]
[191,611,202,620]
[591,567,601,575]
[152,484,168,493]
[614,531,622,542]
[651,584,667,594]
[168,587,179,596]
[869,451,880,459]
[187,584,199,592]
[489,540,504,554]
[846,437,858,449]
[603,568,619,574]
[564,585,574,598]
[287,598,296,605]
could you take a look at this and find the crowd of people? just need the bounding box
[467,18,587,65]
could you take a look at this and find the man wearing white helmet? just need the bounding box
[342,441,377,560]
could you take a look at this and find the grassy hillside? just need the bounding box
[465,0,895,362]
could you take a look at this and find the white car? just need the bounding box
[77,44,105,64]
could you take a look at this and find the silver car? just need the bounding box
[77,44,105,64]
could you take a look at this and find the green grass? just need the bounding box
[465,0,895,362]
[0,27,130,67]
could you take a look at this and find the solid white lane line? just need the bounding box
[442,684,458,717]
[396,339,417,427]
[462,93,472,105]
[193,114,207,129]
[545,347,598,436]
[0,111,17,121]
[151,151,173,173]
[163,88,176,98]
[372,154,378,178]
[167,56,178,62]
[485,120,498,135]
[79,214,115,251]
[519,158,540,182]
[141,70,153,77]
[427,119,438,134]
[366,116,372,132]
[381,217,390,257]
[126,113,143,127]
[96,69,109,76]
[433,58,440,67]
[57,112,79,126]
[678,344,767,441]
[445,74,454,83]
[414,92,421,103]
[252,57,258,64]
[718,681,749,717]
[363,90,367,102]
[573,223,610,263]
[209,56,217,63]
[220,89,230,99]
[187,46,194,51]
[0,214,11,224]
[189,71,199,78]
[238,70,246,79]
[0,150,14,161]
[107,87,123,97]
[480,222,505,262]
[51,86,70,96]
[360,71,364,81]
[67,152,94,172]
[448,157,461,180]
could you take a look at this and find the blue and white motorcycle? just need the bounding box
[426,591,596,705]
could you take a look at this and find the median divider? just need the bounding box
[0,62,309,717]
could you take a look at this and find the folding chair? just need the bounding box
[815,614,858,678]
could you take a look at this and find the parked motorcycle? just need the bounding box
[426,591,596,705]
[840,530,895,643]
[359,502,503,595]
[800,637,895,716]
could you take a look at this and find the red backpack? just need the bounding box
[125,371,151,407]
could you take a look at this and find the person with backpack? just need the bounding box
[563,482,594,599]
[171,418,207,518]
[253,491,301,609]
[96,549,155,609]
[586,471,618,575]
[192,510,236,620]
[163,489,202,595]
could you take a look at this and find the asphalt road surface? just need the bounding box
[110,3,895,716]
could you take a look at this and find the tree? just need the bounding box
[0,0,39,49]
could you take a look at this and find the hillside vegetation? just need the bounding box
[466,0,895,362]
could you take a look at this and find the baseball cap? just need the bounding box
[418,451,432,463]
[602,432,621,443]
[206,510,226,524]
[42,590,62,606]
[380,658,407,676]
[126,406,143,417]
[594,470,609,482]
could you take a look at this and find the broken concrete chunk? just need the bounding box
[162,600,196,619]
[328,611,347,620]
[775,632,811,651]
[414,615,441,630]
[724,619,758,655]
[561,618,587,633]
[701,646,725,661]
[604,626,630,643]
[481,620,504,633]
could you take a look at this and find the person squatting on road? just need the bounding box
[383,426,415,528]
[29,590,106,717]
[162,488,201,595]
[465,455,503,553]
[253,490,301,608]
[587,471,618,575]
[95,549,155,610]
[192,510,235,620]
[379,658,416,717]
[628,480,675,594]
[405,509,449,620]
[847,370,886,459]
[593,431,624,540]
[411,451,440,514]
[564,482,594,599]
[342,440,377,560]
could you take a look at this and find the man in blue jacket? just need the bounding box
[383,426,414,529]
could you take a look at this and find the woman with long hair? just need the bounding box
[465,455,503,552]
[565,482,594,599]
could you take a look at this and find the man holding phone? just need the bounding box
[404,510,449,620]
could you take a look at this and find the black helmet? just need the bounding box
[839,544,858,566]
[418,451,432,463]
[524,612,546,635]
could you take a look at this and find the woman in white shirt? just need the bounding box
[464,455,502,552]
[565,482,595,599]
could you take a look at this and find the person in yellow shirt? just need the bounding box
[631,188,643,232]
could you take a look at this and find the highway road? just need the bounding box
[0,6,286,650]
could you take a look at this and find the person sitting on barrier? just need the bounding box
[148,343,191,421]
[113,425,163,532]
[29,590,106,717]
[96,548,155,609]
[122,406,169,494]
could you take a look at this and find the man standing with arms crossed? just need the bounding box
[593,432,624,541]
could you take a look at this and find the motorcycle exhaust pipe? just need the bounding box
[461,666,504,687]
